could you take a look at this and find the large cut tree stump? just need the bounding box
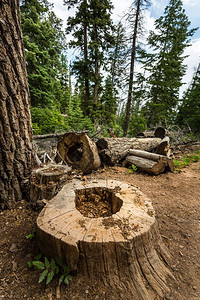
[37,179,173,299]
[56,132,101,173]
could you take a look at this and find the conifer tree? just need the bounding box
[177,63,200,132]
[142,0,197,126]
[20,0,68,108]
[65,0,115,112]
[123,0,151,136]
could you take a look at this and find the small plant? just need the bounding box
[26,228,36,240]
[27,254,72,285]
[127,164,137,173]
[174,150,200,171]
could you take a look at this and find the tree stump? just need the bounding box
[30,164,71,202]
[56,132,101,173]
[37,179,173,299]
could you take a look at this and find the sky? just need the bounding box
[48,0,200,94]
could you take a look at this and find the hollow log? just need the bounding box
[96,137,169,165]
[30,164,71,202]
[37,179,173,299]
[56,132,101,174]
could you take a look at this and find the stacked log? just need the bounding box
[123,149,174,175]
[96,137,170,166]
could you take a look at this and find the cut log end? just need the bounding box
[56,132,101,173]
[37,179,173,299]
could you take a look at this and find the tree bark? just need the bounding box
[83,4,90,111]
[93,24,99,105]
[0,1,34,208]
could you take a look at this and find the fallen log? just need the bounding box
[124,149,174,174]
[96,137,169,165]
[124,155,166,175]
[136,127,166,139]
[56,132,101,174]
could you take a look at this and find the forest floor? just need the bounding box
[0,145,200,300]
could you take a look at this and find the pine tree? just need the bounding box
[123,0,151,136]
[100,77,117,128]
[20,0,68,108]
[65,0,115,112]
[65,0,91,113]
[177,63,200,132]
[142,0,197,126]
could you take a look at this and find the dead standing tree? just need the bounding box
[0,1,34,208]
[124,0,151,136]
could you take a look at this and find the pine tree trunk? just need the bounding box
[124,0,141,136]
[83,20,90,111]
[94,25,99,105]
[0,1,34,208]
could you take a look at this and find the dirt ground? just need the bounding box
[0,150,200,300]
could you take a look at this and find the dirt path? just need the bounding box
[0,161,200,299]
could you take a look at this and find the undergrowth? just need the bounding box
[27,253,72,286]
[174,150,200,172]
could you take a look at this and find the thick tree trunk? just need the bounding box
[96,137,168,165]
[0,1,34,208]
[37,179,173,299]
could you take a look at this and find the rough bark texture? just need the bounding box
[56,132,101,173]
[0,1,33,208]
[37,179,173,299]
[30,164,71,202]
[96,137,165,165]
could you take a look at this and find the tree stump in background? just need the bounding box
[30,164,71,202]
[56,132,101,174]
[37,179,173,299]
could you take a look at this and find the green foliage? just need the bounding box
[174,151,200,171]
[31,107,69,134]
[177,63,200,132]
[140,0,197,126]
[27,254,72,286]
[127,164,137,173]
[67,93,94,132]
[128,113,146,137]
[20,0,69,109]
[65,0,115,106]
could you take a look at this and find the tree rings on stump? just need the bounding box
[56,132,101,173]
[37,179,173,299]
